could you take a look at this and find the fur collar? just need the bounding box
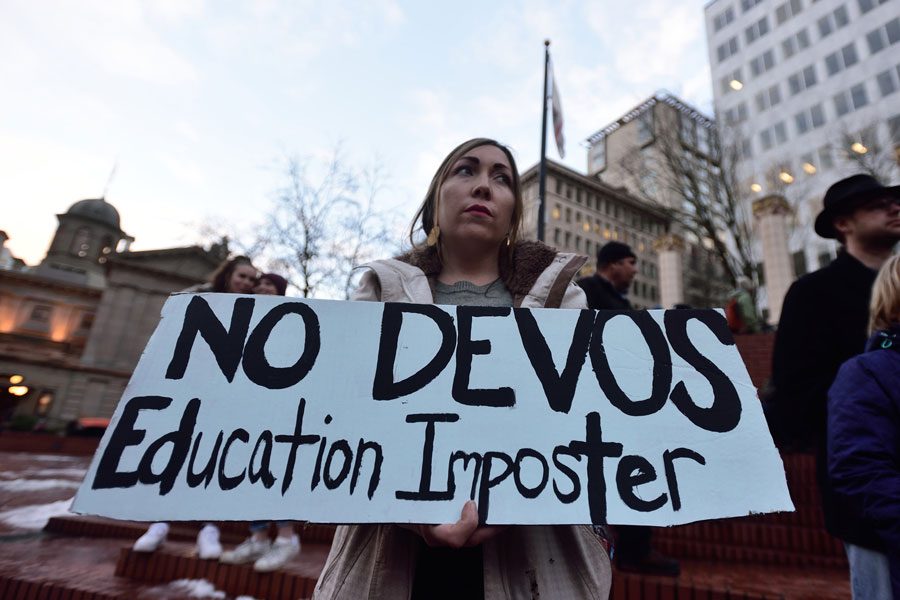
[394,240,561,297]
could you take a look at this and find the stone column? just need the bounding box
[753,194,793,325]
[653,233,685,308]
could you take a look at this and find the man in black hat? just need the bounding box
[576,241,638,311]
[769,174,899,552]
[576,242,680,577]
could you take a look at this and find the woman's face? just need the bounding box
[253,277,279,295]
[436,144,516,249]
[228,263,257,294]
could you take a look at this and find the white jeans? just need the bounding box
[844,542,892,600]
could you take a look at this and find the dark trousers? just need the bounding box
[615,525,652,561]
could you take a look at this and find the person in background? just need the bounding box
[828,254,900,599]
[576,241,637,311]
[313,137,611,599]
[726,277,760,334]
[768,174,900,554]
[132,255,259,559]
[219,271,301,572]
[576,241,680,577]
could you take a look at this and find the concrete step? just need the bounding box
[45,515,337,546]
[114,544,328,600]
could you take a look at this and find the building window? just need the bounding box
[749,49,775,77]
[745,17,770,45]
[29,305,52,323]
[876,66,900,97]
[775,0,803,25]
[69,227,92,257]
[819,145,834,169]
[564,231,571,248]
[741,0,763,11]
[720,68,744,93]
[590,139,606,172]
[787,64,817,95]
[817,6,850,38]
[794,103,825,135]
[637,110,654,145]
[716,36,740,63]
[759,121,788,150]
[754,83,782,112]
[889,114,900,144]
[825,43,858,76]
[781,28,810,58]
[834,83,869,116]
[714,6,735,31]
[553,228,561,245]
[724,102,749,125]
[866,18,900,55]
[35,391,55,417]
[858,0,890,14]
[565,207,572,223]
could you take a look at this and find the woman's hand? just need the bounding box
[410,500,508,548]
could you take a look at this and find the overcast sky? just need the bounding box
[1,0,713,265]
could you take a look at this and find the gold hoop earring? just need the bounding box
[426,225,441,247]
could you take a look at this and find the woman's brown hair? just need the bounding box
[408,138,524,266]
[869,253,900,333]
[209,255,254,293]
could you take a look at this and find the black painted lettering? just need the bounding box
[513,448,549,499]
[218,428,249,490]
[453,306,514,407]
[569,412,624,525]
[476,451,514,523]
[664,310,742,433]
[323,440,353,490]
[93,395,171,490]
[373,304,456,400]
[514,308,594,413]
[551,446,582,504]
[448,451,484,500]
[165,296,254,382]
[590,311,672,416]
[136,398,200,495]
[273,399,320,495]
[396,413,458,501]
[663,447,706,511]
[187,431,224,488]
[350,439,383,500]
[242,302,321,389]
[248,431,277,489]
[616,455,667,512]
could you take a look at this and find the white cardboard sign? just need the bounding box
[73,294,793,525]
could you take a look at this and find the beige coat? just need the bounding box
[313,241,612,600]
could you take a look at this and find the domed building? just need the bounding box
[0,197,229,426]
[35,197,132,288]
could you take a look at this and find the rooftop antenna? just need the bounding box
[101,159,118,200]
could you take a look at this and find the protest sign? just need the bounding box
[73,293,793,525]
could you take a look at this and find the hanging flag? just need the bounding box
[548,60,565,159]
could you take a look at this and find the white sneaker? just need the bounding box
[133,522,168,552]
[220,537,271,564]
[253,536,300,572]
[196,524,222,559]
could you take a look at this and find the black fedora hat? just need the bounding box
[814,174,900,239]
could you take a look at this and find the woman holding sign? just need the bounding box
[313,138,611,599]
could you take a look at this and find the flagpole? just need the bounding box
[537,39,550,243]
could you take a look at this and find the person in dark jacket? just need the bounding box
[576,241,637,311]
[768,175,900,550]
[577,242,679,577]
[828,254,900,599]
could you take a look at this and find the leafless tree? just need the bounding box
[616,112,760,293]
[264,150,399,299]
[832,122,900,184]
